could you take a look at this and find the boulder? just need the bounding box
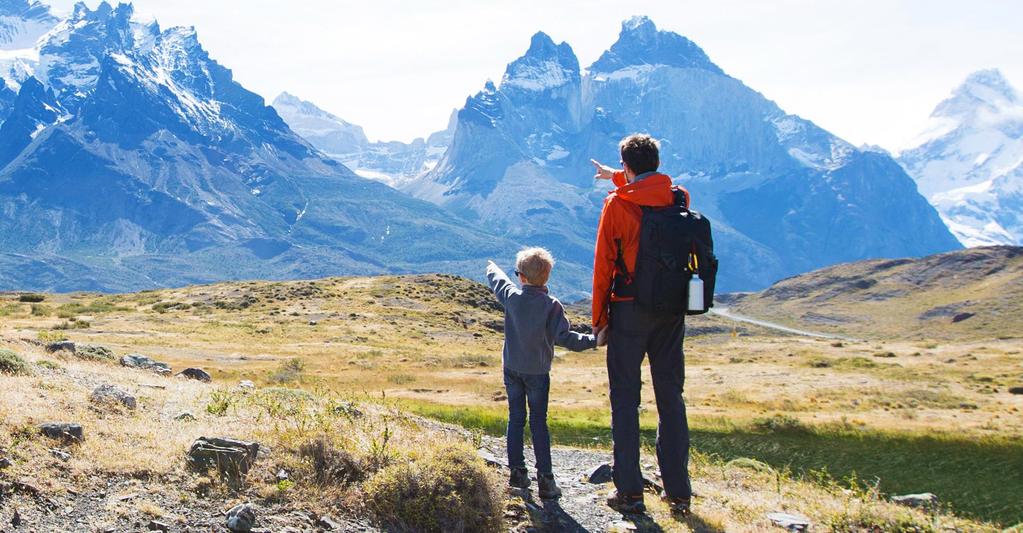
[177,368,212,383]
[587,463,614,484]
[316,515,341,531]
[188,437,260,482]
[1008,387,1023,395]
[39,423,84,443]
[891,492,938,509]
[45,341,75,354]
[120,354,171,375]
[0,457,12,469]
[226,503,257,532]
[90,384,137,410]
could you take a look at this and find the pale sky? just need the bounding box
[50,0,1023,151]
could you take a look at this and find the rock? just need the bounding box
[308,320,318,326]
[316,515,341,530]
[767,512,811,531]
[587,463,613,484]
[147,520,170,532]
[188,437,260,481]
[276,469,290,482]
[90,384,137,410]
[239,380,255,389]
[476,449,506,469]
[0,457,11,469]
[39,423,84,443]
[891,492,938,509]
[226,503,257,532]
[120,354,171,375]
[951,312,975,323]
[1008,387,1023,395]
[174,412,196,422]
[178,368,212,383]
[11,508,21,527]
[45,341,75,354]
[49,448,72,461]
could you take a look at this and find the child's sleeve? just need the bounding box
[486,262,516,307]
[550,301,597,351]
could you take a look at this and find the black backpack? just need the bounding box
[612,189,718,316]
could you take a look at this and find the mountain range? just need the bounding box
[0,1,516,292]
[899,69,1023,247]
[0,4,962,297]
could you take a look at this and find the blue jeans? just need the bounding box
[504,368,553,475]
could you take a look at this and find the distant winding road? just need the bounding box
[710,307,859,341]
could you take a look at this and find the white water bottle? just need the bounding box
[688,274,704,312]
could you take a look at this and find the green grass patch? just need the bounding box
[396,399,1023,526]
[0,349,30,375]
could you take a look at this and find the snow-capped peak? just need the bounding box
[500,31,579,92]
[899,69,1023,247]
[588,16,723,75]
[933,68,1020,121]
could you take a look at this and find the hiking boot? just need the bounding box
[606,490,645,514]
[538,473,562,499]
[665,496,691,517]
[509,467,530,489]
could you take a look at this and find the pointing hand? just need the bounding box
[591,159,616,181]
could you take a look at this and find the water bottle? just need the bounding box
[688,274,704,312]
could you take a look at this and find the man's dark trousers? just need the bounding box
[607,300,691,499]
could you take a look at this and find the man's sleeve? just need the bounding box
[612,171,628,188]
[592,197,617,328]
[486,262,516,307]
[551,302,597,351]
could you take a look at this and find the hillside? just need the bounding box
[1,273,1021,528]
[728,246,1023,340]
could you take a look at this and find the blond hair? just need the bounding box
[515,247,555,286]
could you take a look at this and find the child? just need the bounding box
[486,247,600,499]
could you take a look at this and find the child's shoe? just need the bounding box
[538,473,562,499]
[509,467,530,489]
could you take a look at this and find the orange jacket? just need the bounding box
[591,171,690,328]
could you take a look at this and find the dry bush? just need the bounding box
[364,444,503,533]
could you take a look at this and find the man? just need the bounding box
[591,134,692,516]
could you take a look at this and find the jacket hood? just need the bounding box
[613,173,675,206]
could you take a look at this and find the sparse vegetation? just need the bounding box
[0,349,30,375]
[18,293,45,303]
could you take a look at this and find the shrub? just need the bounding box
[269,358,305,384]
[18,293,45,303]
[298,438,366,486]
[30,304,51,317]
[753,414,809,434]
[53,319,90,330]
[365,445,502,533]
[388,373,416,385]
[37,331,68,343]
[76,345,115,361]
[0,349,30,376]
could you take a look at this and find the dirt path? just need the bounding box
[480,436,715,533]
[710,307,858,341]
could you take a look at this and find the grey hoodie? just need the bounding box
[486,263,597,375]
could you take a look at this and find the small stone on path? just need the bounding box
[587,463,613,484]
[226,503,257,532]
[147,520,170,532]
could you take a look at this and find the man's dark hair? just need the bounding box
[619,134,660,175]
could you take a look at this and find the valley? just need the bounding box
[2,248,1021,528]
